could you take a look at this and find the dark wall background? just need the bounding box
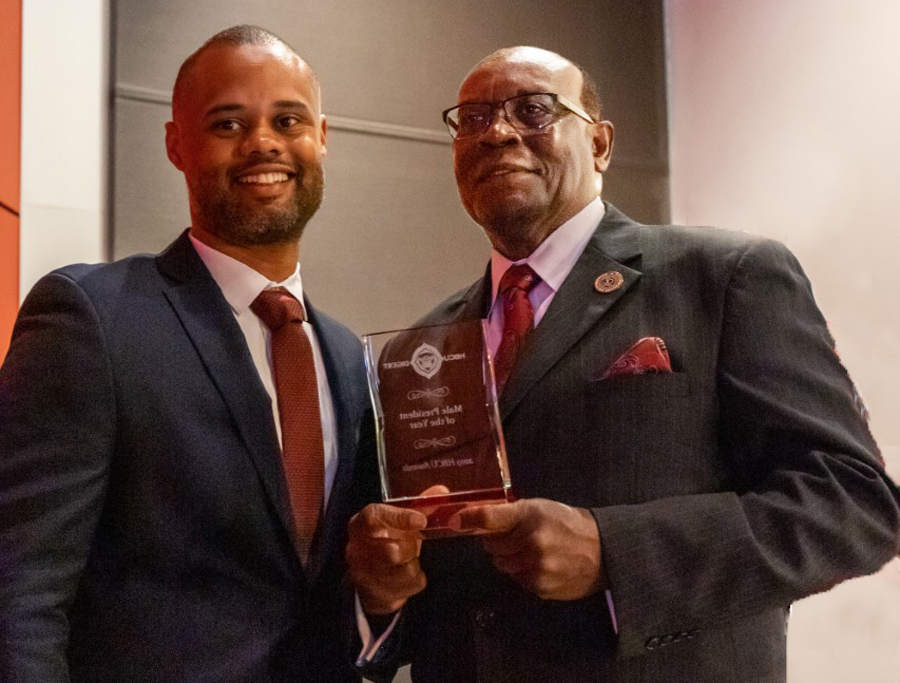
[112,0,668,335]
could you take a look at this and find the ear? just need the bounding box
[591,120,614,173]
[319,114,328,157]
[165,121,185,171]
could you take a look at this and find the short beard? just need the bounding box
[191,165,324,246]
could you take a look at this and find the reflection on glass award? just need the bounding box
[363,320,513,537]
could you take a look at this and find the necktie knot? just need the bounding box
[499,264,540,296]
[251,287,306,331]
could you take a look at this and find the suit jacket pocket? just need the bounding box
[587,371,690,400]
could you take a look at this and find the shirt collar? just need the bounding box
[490,196,605,302]
[188,232,305,314]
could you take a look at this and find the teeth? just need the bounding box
[237,172,289,185]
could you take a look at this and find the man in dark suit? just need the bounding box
[0,26,372,682]
[346,46,900,682]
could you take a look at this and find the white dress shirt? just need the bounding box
[486,197,606,355]
[188,233,339,509]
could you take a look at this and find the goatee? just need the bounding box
[191,165,325,246]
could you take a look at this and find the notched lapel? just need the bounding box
[157,234,298,557]
[459,271,492,321]
[303,302,365,583]
[500,213,643,418]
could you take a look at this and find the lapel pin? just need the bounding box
[594,271,624,294]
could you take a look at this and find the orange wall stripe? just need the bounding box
[0,211,17,358]
[0,0,22,360]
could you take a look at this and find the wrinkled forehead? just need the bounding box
[458,49,583,105]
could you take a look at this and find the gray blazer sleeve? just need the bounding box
[594,238,900,658]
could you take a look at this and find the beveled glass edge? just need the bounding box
[361,333,391,502]
[481,319,512,492]
[362,320,512,503]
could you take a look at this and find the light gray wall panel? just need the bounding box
[115,1,666,152]
[112,0,668,334]
[113,98,188,258]
[113,98,485,334]
[297,129,487,334]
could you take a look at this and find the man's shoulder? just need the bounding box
[412,279,486,328]
[26,251,160,307]
[308,304,364,354]
[652,223,769,250]
[603,203,776,258]
[20,235,194,323]
[52,251,158,284]
[38,232,201,296]
[641,223,803,285]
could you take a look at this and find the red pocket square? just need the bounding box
[599,337,672,379]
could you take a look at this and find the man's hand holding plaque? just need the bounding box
[457,499,605,600]
[346,502,428,615]
[347,496,605,617]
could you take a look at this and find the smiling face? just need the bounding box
[165,42,326,247]
[452,48,613,259]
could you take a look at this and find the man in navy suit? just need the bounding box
[0,26,372,682]
[346,46,900,682]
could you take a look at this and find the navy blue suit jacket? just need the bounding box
[0,232,375,682]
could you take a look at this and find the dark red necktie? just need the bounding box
[251,287,324,563]
[494,264,540,393]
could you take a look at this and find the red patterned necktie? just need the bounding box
[251,287,324,563]
[494,264,541,393]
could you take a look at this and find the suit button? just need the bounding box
[475,609,496,628]
[646,636,661,650]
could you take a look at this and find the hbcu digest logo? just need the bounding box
[412,343,442,378]
[381,343,466,378]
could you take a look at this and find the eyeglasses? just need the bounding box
[442,92,595,140]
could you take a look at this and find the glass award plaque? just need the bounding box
[363,320,513,537]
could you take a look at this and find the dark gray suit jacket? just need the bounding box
[379,204,900,683]
[0,232,376,683]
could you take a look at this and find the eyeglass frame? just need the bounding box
[441,92,596,140]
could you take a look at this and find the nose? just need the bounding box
[479,107,520,146]
[239,122,285,157]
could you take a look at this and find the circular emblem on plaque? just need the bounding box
[411,343,443,379]
[594,271,624,294]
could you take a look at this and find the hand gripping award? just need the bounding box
[363,320,513,535]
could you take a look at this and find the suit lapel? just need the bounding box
[460,269,492,320]
[302,303,363,583]
[500,205,643,418]
[156,233,298,557]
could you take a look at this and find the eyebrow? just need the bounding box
[202,100,314,119]
[456,91,548,106]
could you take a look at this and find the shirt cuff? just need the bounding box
[605,588,618,634]
[354,592,402,666]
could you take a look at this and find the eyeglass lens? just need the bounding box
[448,94,558,138]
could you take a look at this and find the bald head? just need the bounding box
[450,45,613,259]
[465,46,602,120]
[172,25,320,122]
